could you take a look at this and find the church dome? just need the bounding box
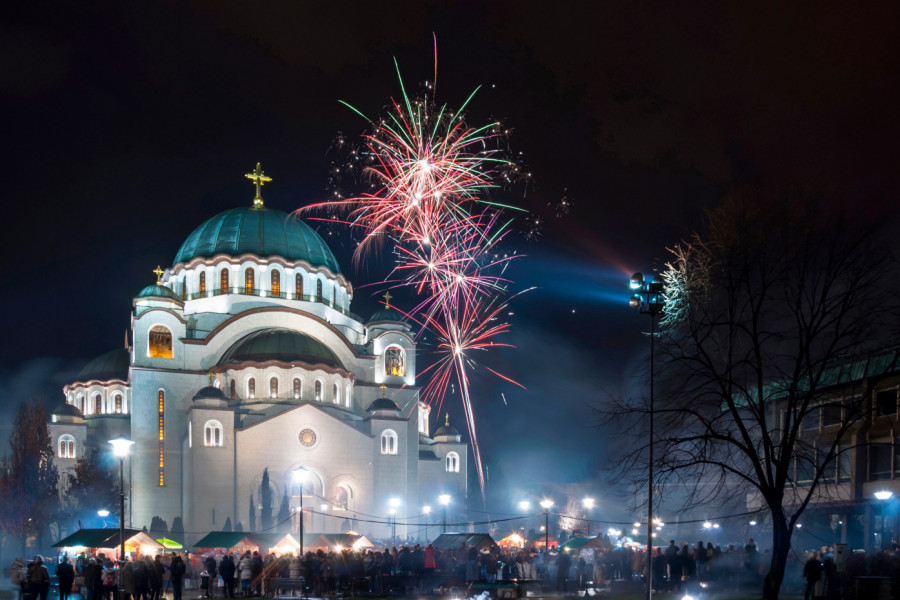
[218,328,342,369]
[193,386,227,402]
[76,349,130,383]
[174,206,341,273]
[136,284,181,301]
[52,403,83,417]
[366,397,401,412]
[369,307,407,323]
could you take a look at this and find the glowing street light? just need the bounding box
[582,497,595,536]
[439,494,451,533]
[293,467,309,556]
[423,505,432,542]
[875,490,894,548]
[108,436,134,562]
[540,499,554,552]
[519,500,531,511]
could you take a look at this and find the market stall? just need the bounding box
[53,528,164,559]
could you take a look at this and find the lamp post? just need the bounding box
[439,494,451,533]
[108,436,134,563]
[582,498,595,536]
[292,467,309,557]
[423,505,432,542]
[629,271,663,600]
[540,499,554,552]
[875,490,893,550]
[389,498,401,544]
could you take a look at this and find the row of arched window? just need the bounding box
[58,435,76,458]
[228,376,352,406]
[70,392,126,414]
[179,267,347,309]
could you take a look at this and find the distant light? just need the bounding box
[631,528,639,535]
[703,521,712,529]
[292,467,309,483]
[423,505,432,514]
[712,524,720,529]
[518,501,531,511]
[633,522,641,528]
[98,510,110,518]
[320,504,329,511]
[540,499,554,510]
[108,436,135,458]
[582,498,595,509]
[749,520,758,526]
[439,494,451,506]
[630,272,644,289]
[796,524,802,528]
[389,497,402,508]
[875,491,894,501]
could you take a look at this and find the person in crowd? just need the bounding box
[238,552,253,596]
[27,556,51,600]
[803,551,823,600]
[170,555,186,600]
[10,557,27,600]
[56,556,75,600]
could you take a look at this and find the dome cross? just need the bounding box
[245,162,272,208]
[153,265,164,285]
[383,290,393,308]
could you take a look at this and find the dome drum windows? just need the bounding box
[384,346,406,377]
[293,378,302,400]
[270,270,283,298]
[248,377,256,399]
[270,377,279,399]
[316,280,324,303]
[446,451,460,473]
[93,394,103,415]
[204,420,224,447]
[333,383,339,404]
[218,268,230,295]
[314,380,322,402]
[114,393,123,414]
[149,326,173,359]
[295,274,304,300]
[381,429,398,455]
[244,268,256,295]
[58,435,76,459]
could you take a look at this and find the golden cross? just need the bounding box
[445,413,450,427]
[153,266,164,285]
[245,162,272,208]
[383,290,392,308]
[380,384,387,398]
[207,370,215,386]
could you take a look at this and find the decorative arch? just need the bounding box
[446,451,460,473]
[332,482,353,511]
[204,420,224,447]
[384,345,406,377]
[58,434,76,459]
[381,429,398,455]
[148,325,173,358]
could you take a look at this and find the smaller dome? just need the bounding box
[136,284,181,301]
[219,328,342,369]
[52,403,83,417]
[193,386,227,402]
[369,307,407,323]
[76,349,130,383]
[434,413,460,438]
[367,397,400,412]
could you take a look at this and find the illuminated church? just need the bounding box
[49,165,467,542]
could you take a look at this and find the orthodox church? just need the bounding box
[49,165,467,543]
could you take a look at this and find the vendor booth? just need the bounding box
[253,533,301,555]
[530,533,559,550]
[304,533,374,553]
[192,532,260,555]
[432,533,498,553]
[54,528,164,558]
[497,533,528,549]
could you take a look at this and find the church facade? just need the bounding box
[49,169,467,543]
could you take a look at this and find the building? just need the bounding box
[49,167,467,543]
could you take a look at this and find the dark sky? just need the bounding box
[2,1,898,516]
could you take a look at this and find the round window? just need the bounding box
[299,428,317,448]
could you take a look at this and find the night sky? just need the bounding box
[2,1,899,516]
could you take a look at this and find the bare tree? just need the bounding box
[606,196,899,600]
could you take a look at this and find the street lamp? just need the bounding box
[540,499,554,552]
[389,498,401,544]
[292,467,309,557]
[423,505,432,542]
[629,271,664,600]
[582,498,595,536]
[98,510,110,529]
[439,494,451,533]
[108,436,134,563]
[875,490,893,549]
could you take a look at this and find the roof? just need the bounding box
[52,403,83,417]
[307,533,373,550]
[219,328,341,369]
[253,533,300,550]
[136,284,181,301]
[193,532,259,549]
[76,349,130,383]
[193,385,227,401]
[419,449,439,460]
[560,536,604,551]
[369,307,407,323]
[53,528,161,549]
[174,206,340,273]
[366,397,400,412]
[431,533,498,551]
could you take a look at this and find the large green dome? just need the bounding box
[174,207,340,273]
[218,328,342,369]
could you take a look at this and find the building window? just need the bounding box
[295,274,304,299]
[293,378,301,399]
[220,268,229,293]
[204,420,223,447]
[244,268,255,294]
[822,401,842,427]
[333,485,350,511]
[446,451,460,473]
[271,270,281,297]
[248,378,256,399]
[839,444,852,483]
[877,389,898,417]
[381,429,398,455]
[114,393,123,414]
[384,346,405,377]
[199,272,206,295]
[333,383,339,404]
[180,281,186,300]
[801,406,819,431]
[315,380,322,401]
[93,394,102,415]
[149,325,173,358]
[58,435,76,459]
[870,441,892,481]
[230,380,236,400]
[158,390,165,486]
[270,377,278,398]
[316,280,323,302]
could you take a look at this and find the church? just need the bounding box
[49,165,467,543]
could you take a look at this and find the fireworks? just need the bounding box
[302,53,528,500]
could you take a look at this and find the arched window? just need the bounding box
[76,395,84,412]
[295,274,304,300]
[293,378,301,399]
[333,485,350,511]
[446,451,460,473]
[58,435,76,459]
[381,429,398,455]
[248,378,256,399]
[314,380,322,401]
[199,272,206,295]
[244,268,255,294]
[180,281,186,301]
[270,377,278,398]
[93,394,102,415]
[271,270,281,297]
[316,280,323,302]
[333,383,339,404]
[149,325,173,358]
[220,268,229,293]
[114,393,123,414]
[384,346,405,377]
[204,420,223,447]
[230,380,236,400]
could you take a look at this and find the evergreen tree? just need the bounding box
[249,494,256,531]
[170,517,185,545]
[277,489,290,533]
[223,517,232,532]
[149,516,168,538]
[259,469,273,531]
[64,443,119,528]
[235,521,243,532]
[0,402,59,552]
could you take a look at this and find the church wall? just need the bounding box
[182,435,193,532]
[187,406,236,536]
[369,415,412,541]
[235,404,376,535]
[418,441,468,506]
[132,308,187,371]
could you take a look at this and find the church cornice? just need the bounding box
[212,359,354,379]
[181,306,374,360]
[132,307,187,323]
[64,379,129,393]
[236,400,373,437]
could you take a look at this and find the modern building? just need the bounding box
[49,167,467,543]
